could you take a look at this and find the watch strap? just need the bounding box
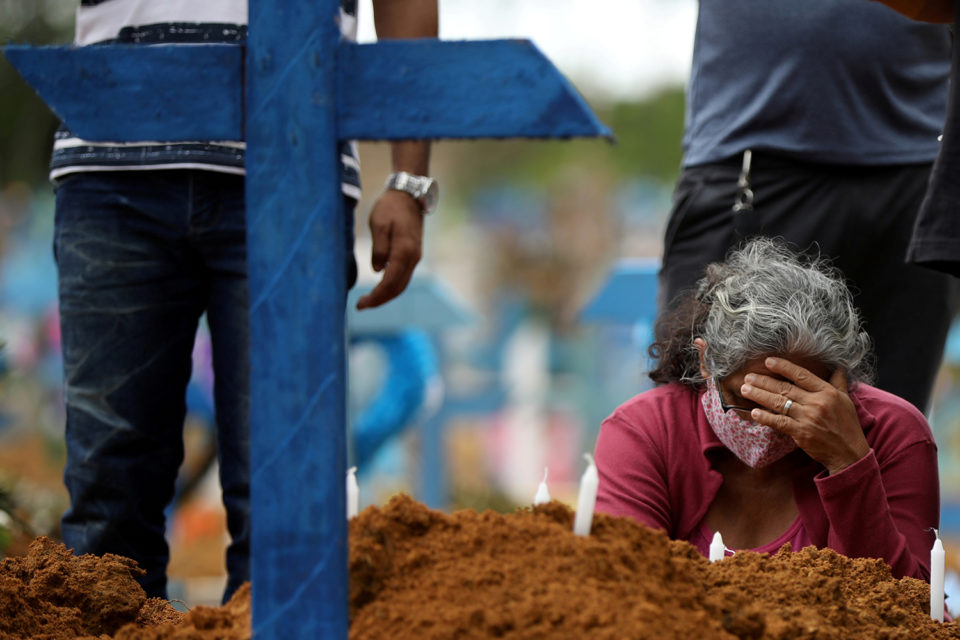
[385,171,438,213]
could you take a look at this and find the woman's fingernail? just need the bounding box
[741,384,753,394]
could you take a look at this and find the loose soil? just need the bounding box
[3,494,960,639]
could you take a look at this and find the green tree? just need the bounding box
[0,1,76,188]
[441,86,687,194]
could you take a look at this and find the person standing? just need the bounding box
[658,0,957,413]
[53,0,439,602]
[871,0,960,278]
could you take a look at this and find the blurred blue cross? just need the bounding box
[5,1,609,637]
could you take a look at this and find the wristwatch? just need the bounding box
[384,171,439,214]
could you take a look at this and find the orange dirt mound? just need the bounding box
[350,495,959,639]
[3,495,960,639]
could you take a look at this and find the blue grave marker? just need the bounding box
[5,1,610,637]
[580,257,662,366]
[580,258,661,326]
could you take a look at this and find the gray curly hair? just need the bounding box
[648,238,874,386]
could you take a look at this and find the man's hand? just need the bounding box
[355,189,423,309]
[355,0,437,310]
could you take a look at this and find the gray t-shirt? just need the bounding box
[683,1,950,167]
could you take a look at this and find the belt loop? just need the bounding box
[733,149,754,212]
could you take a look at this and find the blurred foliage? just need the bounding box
[443,87,686,193]
[0,1,75,44]
[0,0,76,188]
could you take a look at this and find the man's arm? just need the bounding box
[872,0,955,22]
[355,0,439,310]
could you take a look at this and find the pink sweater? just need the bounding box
[594,382,939,580]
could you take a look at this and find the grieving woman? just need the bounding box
[594,238,939,580]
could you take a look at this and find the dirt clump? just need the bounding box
[0,536,181,639]
[3,495,960,639]
[113,584,249,640]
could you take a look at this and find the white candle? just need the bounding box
[931,529,945,622]
[573,453,598,536]
[709,531,725,562]
[533,467,551,505]
[346,466,359,520]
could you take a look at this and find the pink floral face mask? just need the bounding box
[701,377,796,468]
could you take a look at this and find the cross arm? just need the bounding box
[337,39,612,140]
[3,39,611,143]
[3,44,244,142]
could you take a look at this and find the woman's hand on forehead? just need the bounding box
[739,356,869,474]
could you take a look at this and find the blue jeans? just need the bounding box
[55,170,356,601]
[55,170,250,600]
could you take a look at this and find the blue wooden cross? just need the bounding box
[5,1,609,637]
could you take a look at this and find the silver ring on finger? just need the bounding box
[782,398,794,416]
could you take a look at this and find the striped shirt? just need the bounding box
[49,0,362,199]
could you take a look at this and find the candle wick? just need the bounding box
[542,467,549,483]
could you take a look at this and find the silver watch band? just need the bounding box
[385,171,439,214]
